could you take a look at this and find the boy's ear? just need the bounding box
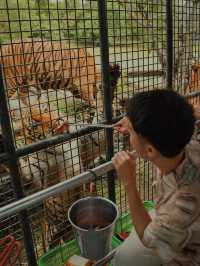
[145,143,159,160]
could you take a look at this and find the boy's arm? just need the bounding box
[191,105,200,143]
[112,151,151,241]
[125,184,152,240]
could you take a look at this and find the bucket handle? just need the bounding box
[87,169,98,196]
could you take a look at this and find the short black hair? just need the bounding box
[126,90,195,157]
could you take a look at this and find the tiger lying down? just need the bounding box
[5,61,120,248]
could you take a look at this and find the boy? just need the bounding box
[112,90,200,266]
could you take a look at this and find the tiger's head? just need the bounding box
[26,110,69,143]
[94,63,121,114]
[10,92,69,143]
[109,63,121,101]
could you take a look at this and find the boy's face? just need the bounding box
[127,118,159,161]
[126,118,148,158]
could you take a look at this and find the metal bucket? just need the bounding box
[68,196,118,261]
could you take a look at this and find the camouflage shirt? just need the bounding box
[143,120,200,266]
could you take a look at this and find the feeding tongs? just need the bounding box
[69,122,115,129]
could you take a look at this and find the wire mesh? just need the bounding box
[0,0,200,265]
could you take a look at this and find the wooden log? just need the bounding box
[128,69,164,77]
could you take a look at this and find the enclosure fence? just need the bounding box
[0,0,200,265]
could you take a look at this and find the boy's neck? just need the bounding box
[154,150,185,176]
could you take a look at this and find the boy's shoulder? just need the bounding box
[191,120,200,142]
[174,129,200,186]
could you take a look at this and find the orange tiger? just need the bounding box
[0,39,100,108]
[9,90,69,144]
[185,64,200,94]
[183,64,200,108]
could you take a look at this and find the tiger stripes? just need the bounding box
[185,64,200,94]
[0,39,100,107]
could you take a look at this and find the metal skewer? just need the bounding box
[69,122,115,128]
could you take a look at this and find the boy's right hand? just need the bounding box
[112,150,136,187]
[114,116,130,135]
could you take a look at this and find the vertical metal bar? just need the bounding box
[97,0,116,203]
[0,66,37,266]
[166,0,173,89]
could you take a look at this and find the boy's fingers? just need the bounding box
[121,151,130,160]
[113,125,121,131]
[126,150,137,159]
[112,154,120,165]
[114,127,129,134]
[112,151,133,166]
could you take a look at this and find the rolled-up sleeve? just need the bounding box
[142,191,199,263]
[192,120,200,143]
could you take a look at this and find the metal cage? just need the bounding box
[0,0,200,265]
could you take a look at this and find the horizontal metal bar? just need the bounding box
[185,90,200,98]
[0,160,114,220]
[4,90,200,161]
[2,90,200,161]
[16,116,122,158]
